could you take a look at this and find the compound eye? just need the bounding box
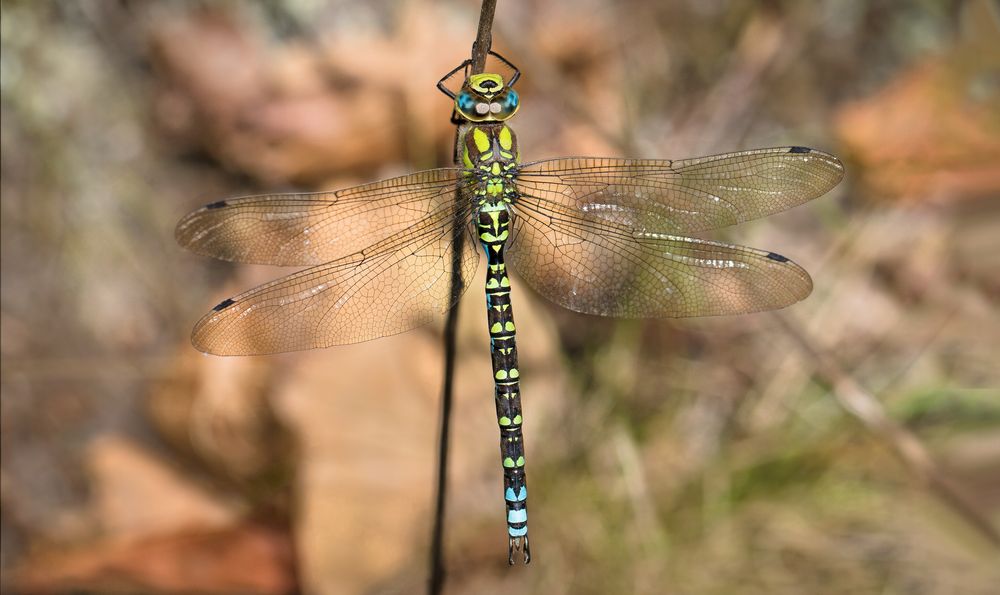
[475,102,490,115]
[489,89,519,119]
[457,92,474,110]
[504,90,519,110]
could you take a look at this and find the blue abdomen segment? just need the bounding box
[505,486,527,502]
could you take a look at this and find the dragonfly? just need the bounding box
[176,51,844,565]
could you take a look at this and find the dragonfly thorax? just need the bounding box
[462,123,520,207]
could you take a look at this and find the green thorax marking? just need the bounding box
[462,123,520,207]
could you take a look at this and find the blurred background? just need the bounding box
[2,0,999,593]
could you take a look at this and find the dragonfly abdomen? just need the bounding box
[477,205,530,564]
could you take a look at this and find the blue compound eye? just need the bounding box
[458,92,475,110]
[493,89,519,119]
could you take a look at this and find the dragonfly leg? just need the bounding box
[436,59,471,99]
[487,50,521,86]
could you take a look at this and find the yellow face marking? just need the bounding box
[469,73,504,94]
[472,128,491,152]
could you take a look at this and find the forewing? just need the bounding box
[515,147,843,233]
[508,191,812,318]
[191,203,478,355]
[176,169,465,265]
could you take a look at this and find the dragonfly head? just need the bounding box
[437,52,522,123]
[455,73,520,122]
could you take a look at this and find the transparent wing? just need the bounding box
[176,169,466,266]
[190,201,478,355]
[508,177,817,318]
[515,147,844,233]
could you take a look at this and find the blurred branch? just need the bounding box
[0,355,179,380]
[772,312,1000,548]
[495,7,799,157]
[522,2,1000,552]
[431,3,498,594]
[612,423,668,552]
[668,11,800,155]
[469,2,496,74]
[494,28,632,154]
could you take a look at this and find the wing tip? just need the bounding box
[190,298,238,356]
[760,249,814,308]
[174,206,207,247]
[173,214,191,246]
[783,145,846,193]
[788,143,844,166]
[780,256,814,305]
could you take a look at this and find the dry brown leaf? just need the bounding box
[149,10,407,185]
[148,337,288,485]
[835,6,1000,203]
[13,522,295,594]
[87,436,244,539]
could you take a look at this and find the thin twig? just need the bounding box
[469,3,496,73]
[772,312,1000,547]
[430,2,498,593]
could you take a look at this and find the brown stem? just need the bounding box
[430,2,498,593]
[772,312,1000,548]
